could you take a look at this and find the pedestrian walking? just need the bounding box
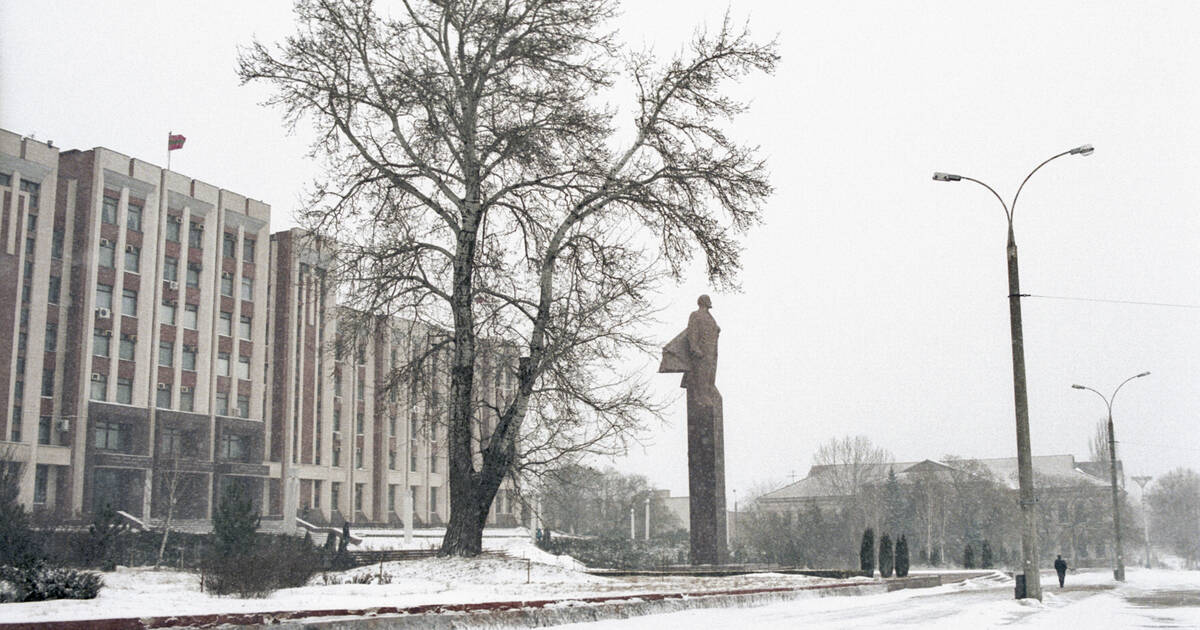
[1054,554,1068,588]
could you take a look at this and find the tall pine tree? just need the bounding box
[879,534,894,578]
[895,535,910,577]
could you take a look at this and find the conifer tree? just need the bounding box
[895,535,910,577]
[879,533,894,578]
[980,539,993,569]
[963,543,975,569]
[212,484,259,557]
[860,528,875,574]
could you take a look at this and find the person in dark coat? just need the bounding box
[1054,555,1068,587]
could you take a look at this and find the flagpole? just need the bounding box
[167,130,172,172]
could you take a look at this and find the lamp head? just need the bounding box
[1069,144,1095,156]
[1071,384,1086,390]
[1135,371,1150,378]
[932,172,963,182]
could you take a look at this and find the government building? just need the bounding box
[0,128,521,531]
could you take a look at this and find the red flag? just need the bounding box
[168,134,186,151]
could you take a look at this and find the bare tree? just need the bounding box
[154,454,183,568]
[810,435,892,533]
[1146,468,1200,568]
[1088,420,1110,464]
[240,0,776,555]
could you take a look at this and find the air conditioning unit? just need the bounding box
[57,418,70,432]
[90,373,103,382]
[168,281,179,291]
[99,238,112,248]
[125,244,137,253]
[95,307,112,319]
[157,383,169,391]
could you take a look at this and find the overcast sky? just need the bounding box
[3,1,1198,501]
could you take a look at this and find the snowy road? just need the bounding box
[553,569,1200,630]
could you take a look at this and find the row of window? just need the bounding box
[307,482,441,517]
[95,284,253,336]
[95,421,251,461]
[87,373,253,418]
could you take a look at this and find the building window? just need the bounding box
[94,421,126,451]
[156,385,171,409]
[332,447,341,467]
[38,416,51,445]
[218,312,232,337]
[313,480,322,509]
[179,388,194,412]
[159,341,174,367]
[41,368,53,398]
[90,373,107,401]
[240,276,253,301]
[161,427,183,458]
[388,449,396,470]
[93,329,110,357]
[356,411,364,435]
[101,196,118,224]
[0,172,9,186]
[236,394,250,418]
[25,236,34,258]
[410,441,418,472]
[238,315,252,340]
[430,487,438,513]
[188,222,203,248]
[10,407,21,442]
[186,263,201,288]
[331,482,341,512]
[355,446,363,469]
[354,483,364,512]
[96,284,113,310]
[166,218,180,243]
[122,289,137,316]
[219,433,247,461]
[44,323,57,353]
[430,449,438,474]
[163,256,178,282]
[119,333,135,361]
[124,245,140,272]
[182,346,196,371]
[51,229,64,259]
[33,465,47,505]
[183,304,198,329]
[20,179,39,209]
[98,239,115,268]
[215,392,229,416]
[126,202,142,232]
[26,214,37,233]
[236,355,250,380]
[333,407,341,432]
[48,275,61,304]
[220,273,233,297]
[222,232,237,258]
[116,377,133,404]
[217,352,230,376]
[243,239,255,262]
[388,484,397,512]
[160,300,176,325]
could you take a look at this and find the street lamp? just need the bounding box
[1072,371,1150,582]
[1131,475,1153,568]
[933,144,1094,602]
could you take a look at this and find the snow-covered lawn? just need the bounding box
[0,538,840,624]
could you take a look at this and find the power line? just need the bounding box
[1025,294,1200,310]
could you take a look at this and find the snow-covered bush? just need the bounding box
[0,565,102,602]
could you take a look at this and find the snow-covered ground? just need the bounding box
[552,568,1200,629]
[0,537,838,624]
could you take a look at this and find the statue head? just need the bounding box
[697,294,712,309]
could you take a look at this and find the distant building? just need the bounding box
[0,128,523,530]
[755,454,1121,566]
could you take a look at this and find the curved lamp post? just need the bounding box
[933,144,1094,601]
[1072,371,1150,582]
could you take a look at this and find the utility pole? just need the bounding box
[1072,371,1149,582]
[933,143,1094,601]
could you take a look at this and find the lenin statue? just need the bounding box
[659,295,728,564]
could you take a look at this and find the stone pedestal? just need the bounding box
[687,388,727,565]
